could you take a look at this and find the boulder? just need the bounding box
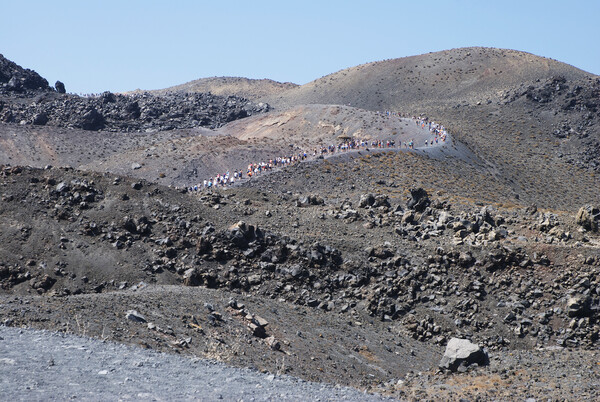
[125,310,146,323]
[248,322,267,338]
[196,236,212,255]
[32,112,48,126]
[458,251,474,267]
[373,194,390,208]
[30,275,56,291]
[407,188,430,212]
[228,221,260,248]
[296,195,324,207]
[401,211,415,224]
[54,80,66,94]
[77,107,105,130]
[539,212,559,232]
[55,182,70,193]
[368,245,394,259]
[575,205,600,232]
[266,336,281,351]
[359,193,375,208]
[252,315,269,328]
[183,268,201,286]
[439,338,488,372]
[566,294,591,317]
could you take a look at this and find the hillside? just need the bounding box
[261,47,593,110]
[0,104,449,188]
[130,76,298,101]
[260,47,600,211]
[1,49,599,400]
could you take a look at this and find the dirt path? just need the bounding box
[189,117,458,191]
[0,325,391,401]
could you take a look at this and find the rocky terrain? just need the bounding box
[0,90,269,132]
[0,54,269,132]
[0,53,52,95]
[1,48,599,400]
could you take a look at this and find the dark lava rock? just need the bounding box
[228,221,261,248]
[32,112,48,126]
[368,245,394,259]
[407,188,430,212]
[359,194,375,208]
[0,54,51,94]
[0,55,269,131]
[125,310,147,323]
[30,275,56,292]
[297,195,324,207]
[78,107,105,131]
[183,268,201,286]
[55,80,66,94]
[567,294,592,317]
[1,89,269,132]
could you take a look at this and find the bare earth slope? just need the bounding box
[131,76,298,101]
[261,47,592,111]
[1,106,445,188]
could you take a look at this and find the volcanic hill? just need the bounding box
[0,48,599,400]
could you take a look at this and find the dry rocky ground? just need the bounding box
[130,76,298,100]
[1,48,599,400]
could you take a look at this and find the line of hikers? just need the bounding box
[186,115,450,192]
[415,118,448,145]
[379,112,449,146]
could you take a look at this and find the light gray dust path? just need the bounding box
[0,326,393,401]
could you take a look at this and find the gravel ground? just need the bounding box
[0,326,390,401]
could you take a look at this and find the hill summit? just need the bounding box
[260,47,595,111]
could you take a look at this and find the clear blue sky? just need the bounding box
[2,0,599,94]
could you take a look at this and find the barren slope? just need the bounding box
[262,47,592,111]
[130,76,298,101]
[1,105,447,188]
[260,47,600,211]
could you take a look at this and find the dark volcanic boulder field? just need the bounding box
[0,54,269,132]
[1,90,269,132]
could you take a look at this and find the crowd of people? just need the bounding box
[186,115,449,192]
[415,118,448,145]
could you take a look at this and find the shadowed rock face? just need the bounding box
[0,54,51,94]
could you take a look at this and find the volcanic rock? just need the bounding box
[0,54,51,94]
[575,205,600,232]
[407,188,430,212]
[125,310,147,323]
[567,295,591,317]
[55,81,66,94]
[439,338,488,372]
